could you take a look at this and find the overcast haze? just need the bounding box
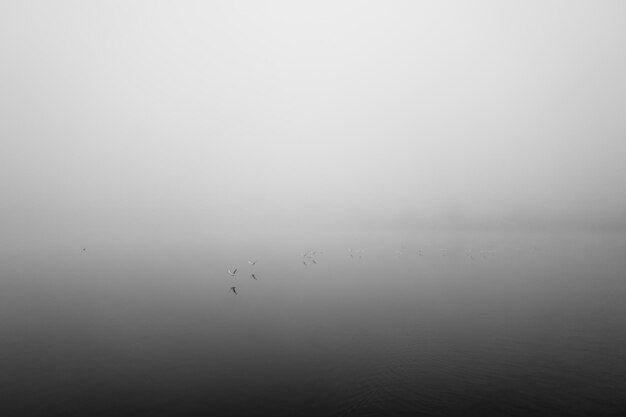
[4,3,626,416]
[2,1,626,235]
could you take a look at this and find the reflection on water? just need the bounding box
[2,230,625,416]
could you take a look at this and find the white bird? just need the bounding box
[228,268,237,276]
[248,260,257,266]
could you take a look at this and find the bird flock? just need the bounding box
[77,242,505,297]
[223,244,501,295]
[226,258,270,295]
[227,251,324,295]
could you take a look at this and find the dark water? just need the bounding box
[2,229,626,416]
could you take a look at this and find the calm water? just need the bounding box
[2,229,626,416]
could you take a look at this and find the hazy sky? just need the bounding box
[2,1,625,232]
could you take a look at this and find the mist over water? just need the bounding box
[2,1,626,415]
[3,229,626,415]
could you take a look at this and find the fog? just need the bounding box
[2,2,626,416]
[2,1,626,238]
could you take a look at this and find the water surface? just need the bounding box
[2,229,625,416]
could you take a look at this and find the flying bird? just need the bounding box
[228,268,237,277]
[229,286,237,295]
[303,261,307,266]
[311,259,317,264]
[248,260,257,266]
[250,274,257,280]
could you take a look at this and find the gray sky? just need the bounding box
[2,1,625,233]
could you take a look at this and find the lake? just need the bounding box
[2,228,625,416]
